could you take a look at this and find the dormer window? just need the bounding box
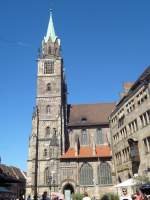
[81,117,87,123]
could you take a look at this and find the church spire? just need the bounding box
[44,10,57,43]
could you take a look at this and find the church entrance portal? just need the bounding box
[63,183,74,194]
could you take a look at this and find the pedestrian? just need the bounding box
[82,192,91,200]
[27,195,32,200]
[91,196,96,200]
[120,188,132,200]
[40,191,50,200]
[133,189,143,200]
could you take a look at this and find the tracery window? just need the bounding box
[80,163,93,185]
[81,129,88,145]
[44,61,54,74]
[98,162,112,185]
[96,128,103,144]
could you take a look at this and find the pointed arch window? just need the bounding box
[81,129,88,145]
[44,61,54,74]
[44,167,49,184]
[46,83,51,91]
[46,105,51,114]
[80,163,93,185]
[96,128,103,144]
[98,162,112,185]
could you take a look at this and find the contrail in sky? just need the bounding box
[0,35,31,47]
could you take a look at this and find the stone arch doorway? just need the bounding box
[63,183,74,194]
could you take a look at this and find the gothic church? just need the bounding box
[26,13,115,198]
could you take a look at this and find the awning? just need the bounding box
[114,178,136,187]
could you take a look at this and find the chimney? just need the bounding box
[120,82,133,99]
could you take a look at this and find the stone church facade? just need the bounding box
[26,13,115,197]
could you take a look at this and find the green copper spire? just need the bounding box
[44,10,57,43]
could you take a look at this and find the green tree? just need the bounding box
[133,175,150,185]
[72,193,83,200]
[101,193,119,200]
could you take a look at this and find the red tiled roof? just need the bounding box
[0,164,26,181]
[61,145,111,159]
[96,146,111,157]
[62,148,75,157]
[79,147,93,157]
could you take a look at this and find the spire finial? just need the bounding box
[50,8,53,16]
[44,9,57,43]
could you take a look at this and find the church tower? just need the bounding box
[26,12,67,196]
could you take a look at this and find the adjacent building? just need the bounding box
[26,13,115,197]
[0,164,26,199]
[110,66,150,183]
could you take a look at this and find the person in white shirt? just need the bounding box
[120,188,132,200]
[82,192,91,200]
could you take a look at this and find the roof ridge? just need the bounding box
[69,102,116,106]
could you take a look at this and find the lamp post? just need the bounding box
[33,106,39,200]
[53,179,56,192]
[48,175,52,199]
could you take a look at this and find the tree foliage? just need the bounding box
[133,175,150,184]
[72,193,83,200]
[101,193,119,200]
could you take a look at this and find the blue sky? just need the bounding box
[0,0,150,171]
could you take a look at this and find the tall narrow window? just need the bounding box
[96,128,103,144]
[98,162,112,185]
[46,83,51,91]
[46,105,51,114]
[80,163,93,185]
[45,126,50,137]
[44,61,54,74]
[44,167,49,184]
[43,149,48,157]
[81,129,88,145]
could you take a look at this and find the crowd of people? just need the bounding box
[25,187,149,200]
[120,188,149,200]
[27,191,63,200]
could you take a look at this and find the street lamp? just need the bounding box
[53,179,56,192]
[48,175,52,199]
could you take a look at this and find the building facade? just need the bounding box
[26,13,115,197]
[110,67,150,184]
[0,164,26,199]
